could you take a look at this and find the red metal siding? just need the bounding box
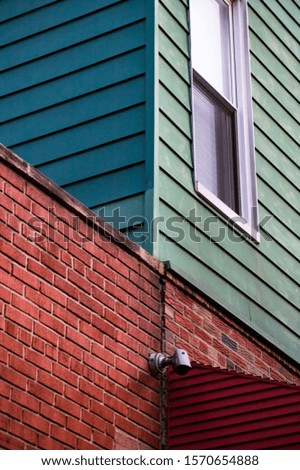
[168,364,300,449]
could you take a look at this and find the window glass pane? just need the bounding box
[190,0,233,101]
[193,79,239,212]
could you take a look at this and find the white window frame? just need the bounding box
[190,0,259,242]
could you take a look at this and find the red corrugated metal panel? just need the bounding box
[168,364,300,449]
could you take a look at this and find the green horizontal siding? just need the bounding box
[156,0,300,362]
[0,0,152,241]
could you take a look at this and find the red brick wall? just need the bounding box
[1,145,299,451]
[163,272,300,385]
[0,146,163,450]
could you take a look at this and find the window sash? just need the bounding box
[193,71,239,213]
[190,0,259,241]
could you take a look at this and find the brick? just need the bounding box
[117,249,139,272]
[102,376,116,395]
[0,268,24,295]
[90,402,114,424]
[138,398,159,419]
[67,298,91,323]
[39,310,65,336]
[9,355,37,380]
[0,285,11,303]
[41,251,66,277]
[67,269,91,295]
[107,255,129,278]
[64,385,89,409]
[138,427,159,448]
[60,250,73,267]
[116,384,140,408]
[105,281,128,305]
[38,370,64,394]
[12,295,39,319]
[25,348,52,372]
[139,263,160,287]
[32,336,46,354]
[54,276,79,301]
[23,410,50,434]
[59,337,83,361]
[107,366,128,388]
[25,286,52,312]
[91,342,115,366]
[68,242,92,267]
[26,183,51,209]
[27,258,54,284]
[86,268,104,289]
[13,264,40,290]
[27,380,55,405]
[11,389,39,413]
[114,429,139,450]
[93,259,116,283]
[38,434,65,450]
[0,222,13,243]
[115,415,138,438]
[103,308,127,332]
[0,431,26,450]
[92,287,114,310]
[67,417,91,439]
[1,165,26,191]
[79,291,104,316]
[52,363,78,387]
[0,364,27,391]
[0,380,10,398]
[66,326,90,352]
[83,352,107,375]
[5,183,30,210]
[73,258,85,275]
[5,305,34,331]
[50,424,77,448]
[1,399,22,421]
[9,420,37,446]
[104,394,128,417]
[79,321,102,343]
[83,240,105,262]
[76,438,99,450]
[18,329,32,347]
[0,332,23,357]
[115,301,138,324]
[0,191,14,213]
[79,378,103,400]
[129,270,152,294]
[40,283,67,307]
[55,395,81,419]
[128,408,157,432]
[13,233,41,260]
[105,335,128,359]
[93,431,113,449]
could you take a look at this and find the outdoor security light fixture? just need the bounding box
[148,348,192,376]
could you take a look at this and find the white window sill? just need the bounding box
[196,181,260,244]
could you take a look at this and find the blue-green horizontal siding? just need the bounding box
[0,48,146,123]
[0,0,151,237]
[0,0,56,22]
[10,105,146,165]
[0,76,145,146]
[63,163,145,209]
[156,0,300,362]
[36,134,145,187]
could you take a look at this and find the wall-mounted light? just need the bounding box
[148,348,192,376]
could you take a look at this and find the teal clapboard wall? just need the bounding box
[0,0,154,248]
[155,0,300,362]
